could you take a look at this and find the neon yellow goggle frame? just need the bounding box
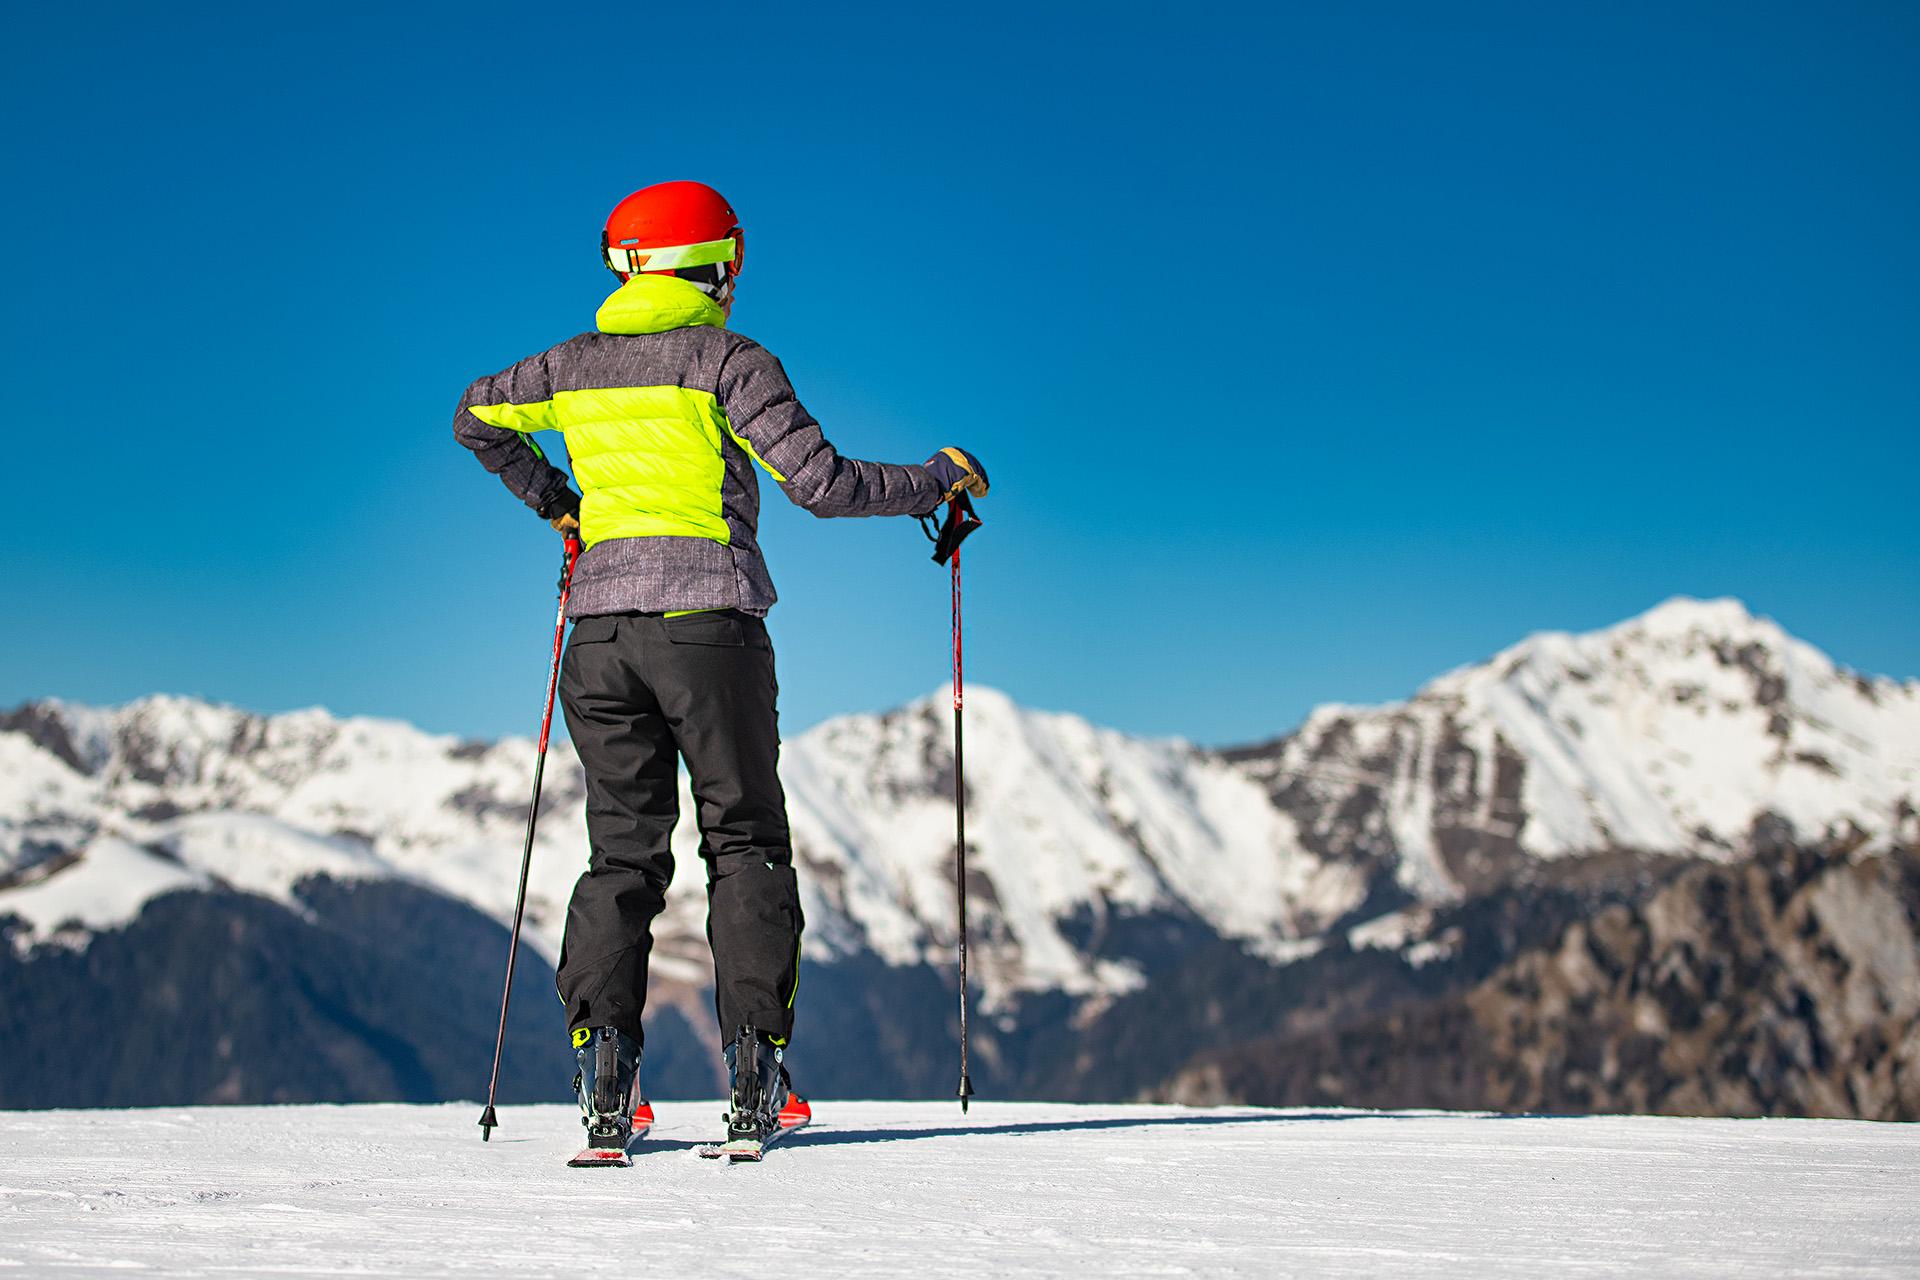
[602,235,738,276]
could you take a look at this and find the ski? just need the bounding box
[696,1097,811,1162]
[566,1102,654,1169]
[694,1116,804,1162]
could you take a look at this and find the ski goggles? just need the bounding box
[601,234,739,276]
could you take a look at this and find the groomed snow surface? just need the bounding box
[2,1103,1916,1277]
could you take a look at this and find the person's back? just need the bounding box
[453,180,989,1160]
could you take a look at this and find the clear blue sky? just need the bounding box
[2,2,1914,746]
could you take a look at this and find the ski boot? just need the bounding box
[566,1026,649,1168]
[706,1026,810,1161]
[725,1025,785,1144]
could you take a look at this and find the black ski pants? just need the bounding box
[555,609,803,1050]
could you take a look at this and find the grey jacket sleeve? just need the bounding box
[452,349,579,519]
[718,339,942,518]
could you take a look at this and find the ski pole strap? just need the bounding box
[920,493,983,566]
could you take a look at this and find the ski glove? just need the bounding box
[539,488,582,535]
[925,447,989,505]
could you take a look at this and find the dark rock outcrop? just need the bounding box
[1157,842,1920,1120]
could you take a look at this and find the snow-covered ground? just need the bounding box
[1,1103,1915,1277]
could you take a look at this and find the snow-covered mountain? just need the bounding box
[3,597,1916,1109]
[9,598,1913,973]
[0,689,1335,1009]
[1228,596,1920,900]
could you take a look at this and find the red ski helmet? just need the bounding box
[601,181,744,283]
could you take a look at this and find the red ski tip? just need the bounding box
[566,1148,632,1168]
[778,1094,812,1129]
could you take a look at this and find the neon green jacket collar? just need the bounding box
[594,274,728,335]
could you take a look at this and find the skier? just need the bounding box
[453,180,988,1159]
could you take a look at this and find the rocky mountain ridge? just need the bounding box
[1158,835,1920,1120]
[4,596,1916,1111]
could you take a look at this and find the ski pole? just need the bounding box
[920,494,982,1112]
[479,532,581,1141]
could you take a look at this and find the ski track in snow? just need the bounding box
[0,1103,1915,1278]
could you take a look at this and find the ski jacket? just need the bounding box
[454,275,941,617]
